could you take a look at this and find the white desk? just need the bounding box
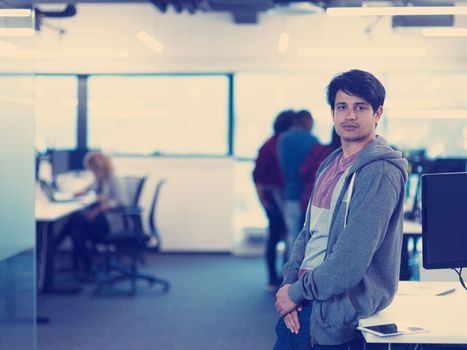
[359,281,467,348]
[36,193,96,222]
[36,192,96,293]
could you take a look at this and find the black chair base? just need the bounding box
[94,252,170,296]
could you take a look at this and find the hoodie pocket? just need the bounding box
[320,293,358,327]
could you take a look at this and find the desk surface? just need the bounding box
[359,281,466,344]
[35,193,96,222]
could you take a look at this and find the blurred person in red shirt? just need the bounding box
[253,110,294,291]
[299,128,341,214]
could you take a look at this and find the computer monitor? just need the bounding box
[422,172,467,269]
[430,158,467,174]
[67,149,88,172]
[50,150,70,179]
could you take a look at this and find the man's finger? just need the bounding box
[274,302,281,313]
[283,315,293,332]
[290,311,301,333]
[284,314,298,334]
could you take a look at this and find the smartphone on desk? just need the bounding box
[357,322,428,337]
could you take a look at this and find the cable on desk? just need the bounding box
[453,267,467,292]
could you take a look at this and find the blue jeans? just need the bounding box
[273,304,353,350]
[284,200,305,260]
[264,190,287,284]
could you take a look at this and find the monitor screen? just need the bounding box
[67,149,88,172]
[50,150,70,178]
[50,149,89,176]
[422,172,467,269]
[430,158,466,173]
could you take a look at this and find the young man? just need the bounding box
[273,70,408,349]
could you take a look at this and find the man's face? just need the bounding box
[332,90,382,144]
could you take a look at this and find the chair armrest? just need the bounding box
[119,207,143,216]
[108,206,143,216]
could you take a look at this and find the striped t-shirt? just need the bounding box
[298,151,359,276]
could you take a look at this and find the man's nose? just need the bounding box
[345,108,357,120]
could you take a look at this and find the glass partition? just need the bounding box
[0,3,36,350]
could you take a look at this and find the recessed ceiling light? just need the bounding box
[296,47,426,58]
[327,6,467,16]
[0,9,32,17]
[136,30,164,53]
[422,27,467,37]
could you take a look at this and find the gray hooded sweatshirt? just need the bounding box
[283,136,408,346]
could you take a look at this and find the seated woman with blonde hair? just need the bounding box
[64,151,127,278]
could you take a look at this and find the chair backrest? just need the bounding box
[148,178,166,244]
[123,176,147,207]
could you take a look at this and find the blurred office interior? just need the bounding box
[1,1,467,349]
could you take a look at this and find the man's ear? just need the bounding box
[374,106,383,124]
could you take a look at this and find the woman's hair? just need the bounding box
[84,151,114,178]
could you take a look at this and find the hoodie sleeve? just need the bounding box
[288,162,402,304]
[282,227,307,285]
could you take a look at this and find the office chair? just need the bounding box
[120,175,147,232]
[95,177,170,296]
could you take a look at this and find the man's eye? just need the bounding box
[337,105,346,110]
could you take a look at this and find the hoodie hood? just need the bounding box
[350,136,408,182]
[320,136,408,182]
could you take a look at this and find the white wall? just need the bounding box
[113,156,234,252]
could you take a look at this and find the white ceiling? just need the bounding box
[2,2,467,73]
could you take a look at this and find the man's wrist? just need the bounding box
[288,280,306,305]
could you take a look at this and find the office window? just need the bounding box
[88,75,229,155]
[234,73,337,159]
[35,75,78,151]
[384,73,467,157]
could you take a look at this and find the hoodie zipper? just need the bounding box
[309,172,357,348]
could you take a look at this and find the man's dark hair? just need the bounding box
[330,128,341,149]
[326,69,385,112]
[295,109,313,129]
[273,109,295,134]
[296,109,312,122]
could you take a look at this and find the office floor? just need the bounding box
[38,253,278,350]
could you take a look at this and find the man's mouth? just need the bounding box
[342,124,358,131]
